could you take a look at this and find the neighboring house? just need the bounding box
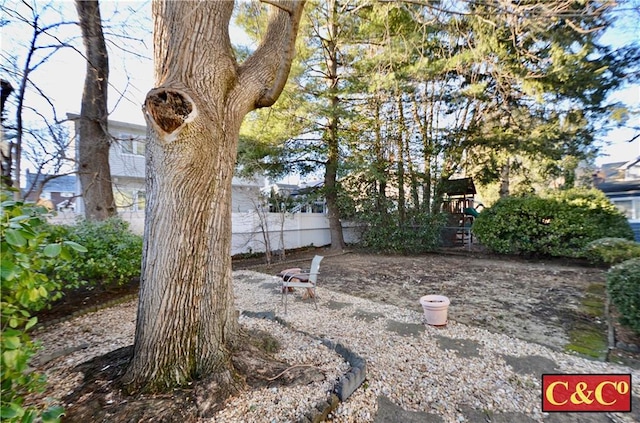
[42,115,339,254]
[103,116,146,214]
[231,176,269,213]
[596,158,640,181]
[261,181,300,212]
[66,113,267,215]
[262,181,300,198]
[23,170,76,211]
[595,157,640,241]
[290,180,327,213]
[260,179,327,213]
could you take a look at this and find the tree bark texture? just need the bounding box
[395,95,406,224]
[124,0,305,393]
[372,97,388,215]
[499,157,511,198]
[75,0,116,220]
[1,79,14,187]
[323,0,345,251]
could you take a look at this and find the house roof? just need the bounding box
[24,171,76,193]
[66,112,147,134]
[291,180,323,196]
[599,161,626,180]
[596,180,640,195]
[620,156,640,170]
[441,177,476,196]
[599,157,640,180]
[261,182,300,195]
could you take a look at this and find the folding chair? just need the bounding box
[278,255,323,314]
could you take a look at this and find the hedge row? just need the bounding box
[607,258,640,335]
[472,188,633,258]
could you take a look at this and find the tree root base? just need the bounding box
[62,329,324,422]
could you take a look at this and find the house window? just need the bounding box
[115,190,146,212]
[114,190,134,211]
[136,191,146,211]
[120,134,146,156]
[611,198,639,221]
[311,201,326,213]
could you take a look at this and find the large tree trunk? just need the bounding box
[75,0,116,220]
[123,0,305,394]
[396,94,406,224]
[373,97,388,215]
[323,0,345,251]
[499,157,510,198]
[1,79,13,188]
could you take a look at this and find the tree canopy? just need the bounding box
[236,0,640,216]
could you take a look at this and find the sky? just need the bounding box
[594,4,640,165]
[2,0,639,171]
[597,91,639,165]
[2,1,252,124]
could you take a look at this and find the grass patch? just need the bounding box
[585,283,605,295]
[582,297,604,318]
[565,283,608,360]
[566,324,608,359]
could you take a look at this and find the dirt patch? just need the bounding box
[36,247,639,366]
[35,278,140,324]
[253,249,639,364]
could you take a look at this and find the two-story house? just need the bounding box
[595,156,640,241]
[66,113,267,224]
[41,115,339,254]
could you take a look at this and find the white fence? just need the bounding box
[48,211,362,256]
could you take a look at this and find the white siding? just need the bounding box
[109,143,145,178]
[69,114,267,214]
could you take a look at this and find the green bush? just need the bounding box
[472,189,633,258]
[360,212,446,254]
[47,218,142,288]
[584,237,640,265]
[1,196,83,423]
[607,258,640,334]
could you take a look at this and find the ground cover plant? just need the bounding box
[472,188,633,258]
[1,194,85,423]
[45,218,142,289]
[1,192,144,422]
[584,237,640,265]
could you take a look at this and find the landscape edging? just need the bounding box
[240,310,367,422]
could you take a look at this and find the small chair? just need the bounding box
[278,255,323,314]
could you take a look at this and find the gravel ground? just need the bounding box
[30,270,639,423]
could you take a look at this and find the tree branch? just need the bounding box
[260,0,294,14]
[256,0,305,107]
[240,1,306,109]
